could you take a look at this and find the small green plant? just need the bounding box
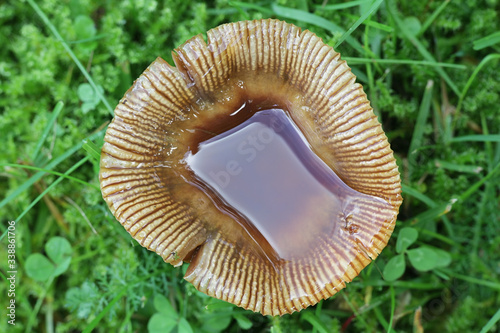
[383,227,452,281]
[148,294,254,333]
[78,83,104,113]
[148,294,194,333]
[73,15,99,52]
[65,281,101,319]
[25,236,73,282]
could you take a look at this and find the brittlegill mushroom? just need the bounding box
[100,19,402,315]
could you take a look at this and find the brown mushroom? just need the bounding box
[99,19,402,315]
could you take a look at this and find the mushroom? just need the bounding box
[99,19,402,315]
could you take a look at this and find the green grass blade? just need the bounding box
[408,80,434,178]
[0,163,99,190]
[0,128,105,212]
[0,148,80,212]
[343,57,466,68]
[418,229,460,247]
[206,7,238,15]
[367,280,446,290]
[25,276,55,333]
[479,307,500,333]
[0,271,7,285]
[26,0,114,116]
[473,31,500,50]
[450,273,500,291]
[495,138,500,165]
[82,286,129,333]
[387,0,460,97]
[31,101,64,163]
[228,1,274,16]
[234,5,252,19]
[14,157,90,223]
[373,307,391,332]
[408,199,457,226]
[272,4,364,54]
[340,291,370,330]
[361,19,393,32]
[334,0,384,48]
[364,23,377,116]
[459,161,500,202]
[450,134,500,143]
[456,54,500,115]
[301,312,329,333]
[0,156,90,240]
[82,139,102,161]
[316,0,368,11]
[434,160,483,174]
[387,286,395,333]
[402,184,436,207]
[66,33,110,45]
[418,0,450,36]
[480,114,494,170]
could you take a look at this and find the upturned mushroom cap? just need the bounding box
[100,19,402,315]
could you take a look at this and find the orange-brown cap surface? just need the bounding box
[100,19,402,316]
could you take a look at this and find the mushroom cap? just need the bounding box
[100,19,402,315]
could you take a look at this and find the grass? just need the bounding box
[1,0,499,332]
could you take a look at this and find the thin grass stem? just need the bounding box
[343,57,466,68]
[387,0,460,96]
[387,285,395,333]
[0,163,99,190]
[408,80,434,180]
[26,0,114,116]
[455,54,500,116]
[479,307,500,333]
[32,101,64,163]
[272,4,365,54]
[417,0,450,37]
[335,0,384,48]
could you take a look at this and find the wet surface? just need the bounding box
[183,108,387,260]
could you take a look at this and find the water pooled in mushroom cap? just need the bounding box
[100,19,402,316]
[183,108,394,262]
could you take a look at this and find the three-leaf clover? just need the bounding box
[148,294,193,333]
[384,227,451,281]
[25,237,73,282]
